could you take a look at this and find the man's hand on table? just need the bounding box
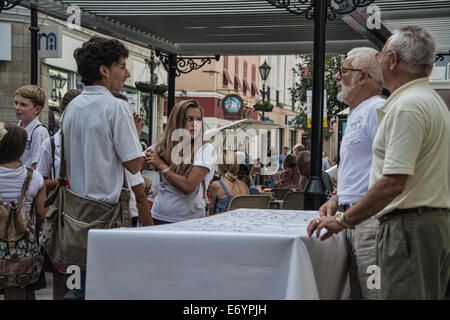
[319,198,338,217]
[307,216,345,241]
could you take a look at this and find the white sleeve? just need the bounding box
[193,143,217,174]
[36,138,53,178]
[111,101,143,163]
[367,101,384,142]
[30,127,50,165]
[125,169,144,187]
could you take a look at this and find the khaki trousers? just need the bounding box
[346,217,380,300]
[376,209,450,299]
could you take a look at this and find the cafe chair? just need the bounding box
[282,191,304,210]
[272,188,291,200]
[227,194,272,211]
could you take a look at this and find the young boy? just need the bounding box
[14,85,49,169]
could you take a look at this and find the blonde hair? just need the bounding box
[15,85,46,109]
[155,100,205,176]
[218,151,240,182]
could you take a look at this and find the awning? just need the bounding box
[18,1,450,54]
[205,118,284,140]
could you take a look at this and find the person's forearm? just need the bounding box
[135,197,154,226]
[44,179,58,192]
[345,175,407,226]
[162,169,199,194]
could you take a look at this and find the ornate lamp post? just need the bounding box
[0,0,21,13]
[259,60,271,121]
[267,0,376,210]
[50,73,67,102]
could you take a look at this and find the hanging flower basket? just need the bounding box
[135,81,168,97]
[253,100,274,112]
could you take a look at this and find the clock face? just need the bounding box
[224,96,242,113]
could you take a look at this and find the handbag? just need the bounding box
[0,168,43,289]
[41,118,132,271]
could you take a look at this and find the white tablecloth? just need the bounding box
[85,209,349,300]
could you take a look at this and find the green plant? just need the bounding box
[135,75,168,97]
[289,54,347,141]
[253,100,274,112]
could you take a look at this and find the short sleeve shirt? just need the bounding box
[370,78,450,217]
[36,130,61,179]
[151,143,217,222]
[61,86,143,204]
[19,118,49,168]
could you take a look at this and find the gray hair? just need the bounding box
[387,26,436,77]
[346,47,382,88]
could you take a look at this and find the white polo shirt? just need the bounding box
[61,86,143,204]
[370,78,450,217]
[36,130,61,179]
[19,118,49,168]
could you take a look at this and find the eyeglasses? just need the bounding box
[338,68,372,78]
[375,51,392,63]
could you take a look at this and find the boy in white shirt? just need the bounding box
[14,85,49,169]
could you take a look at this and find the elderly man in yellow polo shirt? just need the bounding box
[307,25,450,300]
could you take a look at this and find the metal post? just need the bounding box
[261,82,266,120]
[147,50,155,146]
[304,0,327,210]
[30,4,39,85]
[167,53,177,116]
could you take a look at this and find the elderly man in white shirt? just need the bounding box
[316,47,386,300]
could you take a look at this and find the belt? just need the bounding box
[338,203,356,212]
[378,207,449,223]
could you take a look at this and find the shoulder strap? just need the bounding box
[29,123,48,145]
[50,136,56,178]
[17,168,34,208]
[218,178,232,197]
[58,114,68,185]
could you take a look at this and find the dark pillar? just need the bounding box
[30,4,39,85]
[304,0,327,210]
[167,53,177,116]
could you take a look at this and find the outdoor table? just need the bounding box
[85,209,349,300]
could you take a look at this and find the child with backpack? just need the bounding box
[0,123,47,300]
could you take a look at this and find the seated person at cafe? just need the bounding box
[296,151,334,194]
[209,151,249,214]
[274,154,302,190]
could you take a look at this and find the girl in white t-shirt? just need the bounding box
[0,123,47,300]
[145,100,217,223]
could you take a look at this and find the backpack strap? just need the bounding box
[29,123,48,146]
[17,168,34,208]
[50,136,56,178]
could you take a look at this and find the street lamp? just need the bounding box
[50,73,67,101]
[259,60,271,120]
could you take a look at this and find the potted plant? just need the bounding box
[135,75,168,97]
[252,100,274,112]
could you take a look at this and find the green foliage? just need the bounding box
[289,54,347,141]
[253,100,274,112]
[135,75,168,97]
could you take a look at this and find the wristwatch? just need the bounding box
[335,212,355,229]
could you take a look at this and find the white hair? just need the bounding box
[346,47,382,88]
[387,26,436,77]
